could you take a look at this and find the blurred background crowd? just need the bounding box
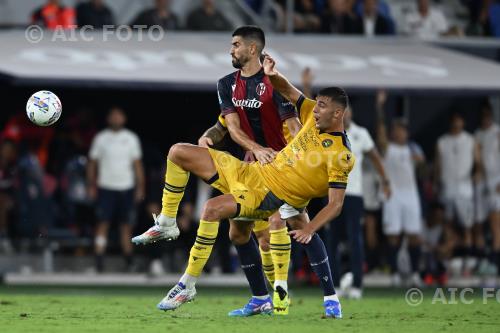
[0,0,500,293]
[0,0,497,37]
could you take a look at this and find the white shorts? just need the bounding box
[444,195,474,228]
[383,193,422,236]
[475,181,500,223]
[279,203,301,220]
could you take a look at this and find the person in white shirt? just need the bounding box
[379,118,425,286]
[329,106,390,299]
[403,0,449,39]
[475,103,500,274]
[88,107,145,272]
[436,112,480,275]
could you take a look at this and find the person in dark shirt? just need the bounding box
[186,0,232,31]
[358,0,393,36]
[76,0,114,28]
[131,0,179,30]
[320,0,361,34]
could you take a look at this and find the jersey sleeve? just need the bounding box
[272,91,298,121]
[217,77,235,117]
[361,128,375,153]
[327,150,355,189]
[130,134,142,160]
[295,95,316,124]
[89,134,102,160]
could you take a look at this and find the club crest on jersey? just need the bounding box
[256,83,266,96]
[322,139,333,148]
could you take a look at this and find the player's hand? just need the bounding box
[262,53,278,76]
[376,89,387,107]
[302,67,313,87]
[252,147,277,164]
[382,180,391,199]
[87,185,97,201]
[289,228,313,244]
[135,187,145,203]
[198,136,213,148]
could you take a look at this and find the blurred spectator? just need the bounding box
[17,149,55,238]
[354,0,391,18]
[489,1,500,37]
[463,0,500,37]
[1,112,54,169]
[329,105,391,299]
[87,107,145,272]
[32,0,76,30]
[320,0,361,34]
[76,0,114,29]
[474,102,500,275]
[379,116,425,287]
[358,0,393,36]
[362,158,383,271]
[435,112,480,277]
[62,155,93,236]
[422,202,448,285]
[402,0,449,39]
[0,140,17,253]
[186,0,232,31]
[294,0,322,33]
[131,0,179,30]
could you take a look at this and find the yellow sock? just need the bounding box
[186,220,219,277]
[161,159,190,218]
[270,228,291,282]
[260,247,275,286]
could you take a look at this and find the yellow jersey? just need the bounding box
[253,95,355,208]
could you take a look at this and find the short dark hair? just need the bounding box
[232,25,265,52]
[318,87,349,110]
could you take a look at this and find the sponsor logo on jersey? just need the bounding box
[322,139,333,148]
[232,97,263,109]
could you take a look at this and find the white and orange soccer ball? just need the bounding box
[26,90,62,126]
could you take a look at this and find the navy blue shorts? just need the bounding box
[96,188,135,225]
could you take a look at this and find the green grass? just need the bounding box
[1,286,499,333]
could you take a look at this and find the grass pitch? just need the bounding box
[1,286,499,333]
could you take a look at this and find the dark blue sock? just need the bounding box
[235,237,268,297]
[302,233,336,296]
[408,245,421,273]
[388,243,400,274]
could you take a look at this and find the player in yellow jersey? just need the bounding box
[133,54,354,318]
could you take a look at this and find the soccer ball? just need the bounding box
[26,90,62,126]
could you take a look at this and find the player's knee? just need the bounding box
[168,143,189,164]
[269,214,285,231]
[229,227,251,245]
[408,235,421,246]
[256,233,270,251]
[201,199,223,222]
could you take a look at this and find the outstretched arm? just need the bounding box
[263,53,303,105]
[289,188,345,244]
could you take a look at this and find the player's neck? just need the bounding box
[323,122,344,134]
[240,59,262,78]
